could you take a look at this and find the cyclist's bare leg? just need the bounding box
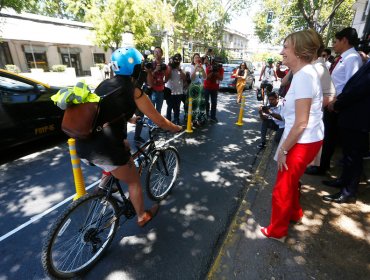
[111,158,150,224]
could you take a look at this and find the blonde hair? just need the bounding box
[285,29,321,62]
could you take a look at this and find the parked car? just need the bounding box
[0,69,64,151]
[219,61,255,92]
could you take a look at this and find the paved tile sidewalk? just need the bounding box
[208,139,370,280]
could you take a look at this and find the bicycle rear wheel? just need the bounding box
[41,193,119,279]
[146,146,180,201]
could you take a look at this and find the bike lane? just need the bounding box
[0,89,263,279]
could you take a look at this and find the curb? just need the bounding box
[207,135,276,279]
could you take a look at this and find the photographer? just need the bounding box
[203,56,224,123]
[166,53,186,125]
[146,47,169,116]
[257,92,284,149]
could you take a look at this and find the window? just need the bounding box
[25,52,49,71]
[94,53,106,64]
[0,76,36,103]
[0,42,13,68]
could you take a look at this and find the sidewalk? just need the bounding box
[207,137,370,280]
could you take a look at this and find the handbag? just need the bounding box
[61,102,100,139]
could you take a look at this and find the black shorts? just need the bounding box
[76,126,130,166]
[260,81,272,88]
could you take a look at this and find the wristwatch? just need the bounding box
[280,148,288,155]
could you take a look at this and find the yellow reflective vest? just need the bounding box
[51,80,100,110]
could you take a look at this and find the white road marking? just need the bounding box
[0,181,98,243]
[0,131,183,243]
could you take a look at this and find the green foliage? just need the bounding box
[252,52,281,63]
[83,0,156,51]
[253,0,355,46]
[5,64,20,73]
[51,65,67,72]
[17,0,252,59]
[0,0,33,13]
[25,0,87,21]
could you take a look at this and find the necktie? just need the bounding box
[329,56,342,75]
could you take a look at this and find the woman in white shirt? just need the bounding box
[260,29,324,241]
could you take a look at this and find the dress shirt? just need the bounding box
[331,47,362,95]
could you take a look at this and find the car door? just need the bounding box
[0,71,62,149]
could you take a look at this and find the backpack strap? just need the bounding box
[94,86,128,132]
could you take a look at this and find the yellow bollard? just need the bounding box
[185,97,193,133]
[235,95,246,126]
[67,138,87,200]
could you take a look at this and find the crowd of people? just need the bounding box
[85,26,369,234]
[258,27,370,241]
[133,46,224,142]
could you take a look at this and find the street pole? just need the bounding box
[164,30,169,64]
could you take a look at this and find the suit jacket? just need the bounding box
[334,60,370,132]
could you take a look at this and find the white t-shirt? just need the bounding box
[185,64,204,84]
[166,68,184,95]
[267,101,285,128]
[331,47,362,95]
[103,64,110,72]
[280,64,324,144]
[262,66,275,82]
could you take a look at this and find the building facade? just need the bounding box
[0,9,112,76]
[222,27,250,61]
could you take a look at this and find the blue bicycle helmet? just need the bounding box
[111,47,143,76]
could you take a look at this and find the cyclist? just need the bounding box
[259,58,277,103]
[75,47,182,227]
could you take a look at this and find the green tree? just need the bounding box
[253,0,355,46]
[169,0,252,56]
[0,0,35,12]
[86,0,150,50]
[25,0,87,21]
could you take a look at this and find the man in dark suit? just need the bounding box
[322,58,370,203]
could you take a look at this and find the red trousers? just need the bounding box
[267,140,323,237]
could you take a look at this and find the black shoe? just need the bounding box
[305,166,325,175]
[134,136,145,144]
[322,192,356,203]
[322,179,342,188]
[257,142,266,149]
[210,117,218,123]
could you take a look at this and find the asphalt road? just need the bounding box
[0,88,265,280]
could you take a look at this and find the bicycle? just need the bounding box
[41,119,181,279]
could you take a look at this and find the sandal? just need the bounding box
[260,227,286,243]
[137,204,160,227]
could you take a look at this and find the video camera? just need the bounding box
[142,50,166,71]
[261,106,270,112]
[209,56,223,72]
[169,54,182,69]
[144,60,166,71]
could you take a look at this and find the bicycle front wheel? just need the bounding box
[146,146,180,201]
[41,193,119,279]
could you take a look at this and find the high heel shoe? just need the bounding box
[260,227,287,243]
